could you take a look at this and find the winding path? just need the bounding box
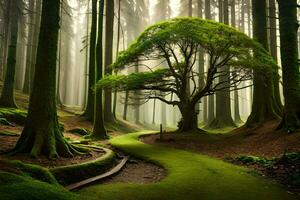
[79,131,298,200]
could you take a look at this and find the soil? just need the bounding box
[103,159,166,184]
[142,120,300,159]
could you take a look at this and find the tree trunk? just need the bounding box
[12,0,82,158]
[92,0,107,139]
[197,0,207,124]
[23,0,35,94]
[178,103,198,132]
[231,0,243,124]
[277,0,300,132]
[104,0,115,123]
[113,0,121,118]
[0,0,18,108]
[123,91,129,120]
[204,0,215,125]
[209,0,236,128]
[82,0,97,121]
[246,0,280,127]
[269,0,283,114]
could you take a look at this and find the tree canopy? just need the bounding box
[97,17,277,131]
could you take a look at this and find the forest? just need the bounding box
[0,0,300,199]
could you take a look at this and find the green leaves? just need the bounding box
[96,69,170,90]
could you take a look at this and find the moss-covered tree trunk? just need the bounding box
[92,0,107,139]
[12,0,81,158]
[0,0,18,108]
[246,0,280,127]
[83,0,97,121]
[277,0,300,132]
[104,0,115,123]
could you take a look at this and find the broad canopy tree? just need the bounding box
[97,18,277,132]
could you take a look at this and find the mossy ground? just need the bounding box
[79,131,297,200]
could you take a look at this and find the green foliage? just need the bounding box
[99,18,277,92]
[97,69,169,90]
[79,131,296,200]
[236,155,273,166]
[113,17,275,71]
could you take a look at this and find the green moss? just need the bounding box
[3,160,58,185]
[0,131,18,136]
[50,148,116,186]
[79,131,297,200]
[0,108,27,125]
[0,172,78,200]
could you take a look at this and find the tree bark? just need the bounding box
[104,0,115,123]
[246,0,280,127]
[269,0,283,114]
[0,0,18,108]
[92,0,107,139]
[12,0,82,158]
[209,0,236,128]
[277,0,300,132]
[83,0,97,121]
[23,0,35,94]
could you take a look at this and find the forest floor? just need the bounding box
[142,121,300,195]
[0,85,166,185]
[79,131,298,200]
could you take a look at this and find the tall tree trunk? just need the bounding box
[113,0,121,118]
[197,0,207,124]
[231,0,243,124]
[0,1,10,81]
[12,0,82,158]
[83,0,97,121]
[269,0,283,114]
[0,0,18,108]
[246,0,280,127]
[188,0,193,16]
[277,0,300,132]
[209,0,236,128]
[205,0,215,125]
[92,0,107,139]
[23,0,35,94]
[104,0,115,123]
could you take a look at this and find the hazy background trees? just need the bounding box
[0,0,299,132]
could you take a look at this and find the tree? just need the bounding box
[103,0,115,123]
[277,0,300,132]
[11,0,84,158]
[0,0,20,108]
[92,0,107,139]
[97,18,274,132]
[209,0,236,128]
[246,0,281,127]
[268,0,283,113]
[83,0,97,121]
